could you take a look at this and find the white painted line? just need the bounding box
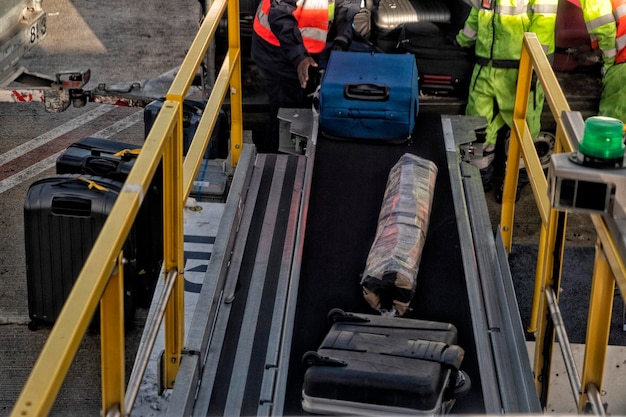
[0,153,60,194]
[95,110,144,139]
[0,108,145,194]
[0,104,115,166]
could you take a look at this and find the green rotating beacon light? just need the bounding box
[577,116,625,168]
[549,112,626,260]
[549,113,626,216]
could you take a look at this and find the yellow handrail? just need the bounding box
[10,0,242,413]
[504,32,626,413]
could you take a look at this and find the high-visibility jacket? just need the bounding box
[595,0,626,122]
[612,0,626,63]
[579,0,617,68]
[456,0,557,146]
[456,0,558,64]
[253,0,330,54]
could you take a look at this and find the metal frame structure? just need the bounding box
[501,32,626,414]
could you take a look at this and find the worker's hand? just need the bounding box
[297,57,318,89]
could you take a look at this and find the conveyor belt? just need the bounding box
[166,112,540,416]
[282,112,484,414]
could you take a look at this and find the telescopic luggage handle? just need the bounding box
[344,83,390,101]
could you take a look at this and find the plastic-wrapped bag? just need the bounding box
[361,153,437,316]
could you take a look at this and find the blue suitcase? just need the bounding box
[319,51,419,142]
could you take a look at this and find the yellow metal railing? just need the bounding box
[503,32,626,413]
[10,0,242,414]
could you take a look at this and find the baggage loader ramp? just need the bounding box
[162,112,540,415]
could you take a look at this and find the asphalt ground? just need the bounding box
[0,1,200,415]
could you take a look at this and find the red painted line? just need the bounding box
[0,106,141,182]
[12,90,31,102]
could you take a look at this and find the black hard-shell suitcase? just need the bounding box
[373,0,451,52]
[398,22,475,97]
[56,137,163,307]
[302,309,469,415]
[56,136,140,181]
[24,174,137,326]
[144,99,229,160]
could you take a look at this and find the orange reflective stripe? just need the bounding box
[613,0,626,63]
[297,5,328,52]
[254,0,329,53]
[254,0,281,46]
[297,8,329,28]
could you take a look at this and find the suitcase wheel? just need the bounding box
[327,308,370,324]
[446,370,472,400]
[302,351,347,368]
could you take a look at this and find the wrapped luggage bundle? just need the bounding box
[361,153,437,316]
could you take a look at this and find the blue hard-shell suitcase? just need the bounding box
[319,51,419,142]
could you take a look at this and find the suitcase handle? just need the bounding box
[344,83,389,101]
[82,156,125,177]
[388,340,465,370]
[49,177,119,216]
[51,196,92,217]
[89,147,139,161]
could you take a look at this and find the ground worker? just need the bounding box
[577,0,623,123]
[455,0,558,199]
[251,0,360,153]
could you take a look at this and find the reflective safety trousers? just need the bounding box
[457,0,555,144]
[465,64,545,145]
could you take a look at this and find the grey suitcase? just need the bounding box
[302,309,470,415]
[373,0,451,52]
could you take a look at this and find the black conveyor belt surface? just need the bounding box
[284,112,486,414]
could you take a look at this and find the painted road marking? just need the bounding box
[0,105,115,166]
[0,106,143,194]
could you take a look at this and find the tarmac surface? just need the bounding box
[0,0,606,415]
[0,1,200,415]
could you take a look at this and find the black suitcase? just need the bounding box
[398,22,475,97]
[373,0,451,52]
[302,309,470,415]
[56,137,163,307]
[24,174,137,326]
[144,99,229,160]
[55,136,140,181]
